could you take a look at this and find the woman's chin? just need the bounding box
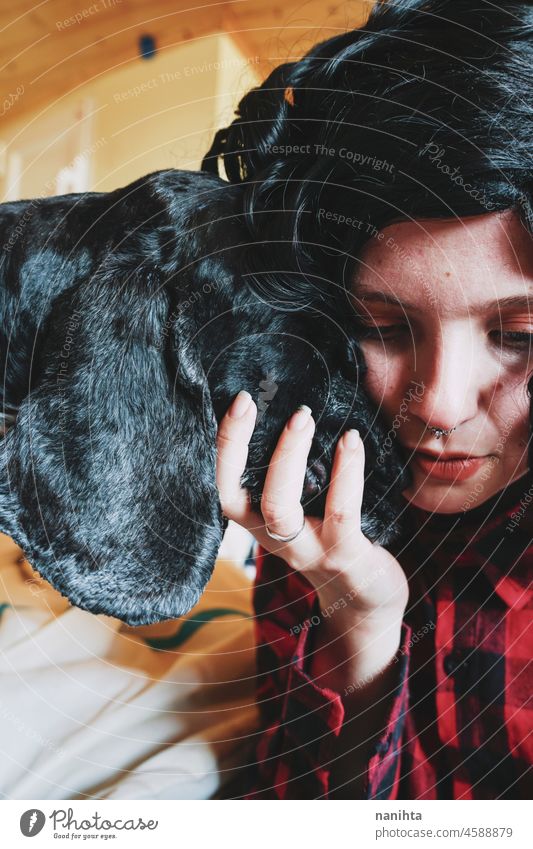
[401,472,496,515]
[402,459,530,514]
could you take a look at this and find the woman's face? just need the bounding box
[351,209,533,514]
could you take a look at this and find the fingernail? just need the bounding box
[344,428,360,449]
[289,405,312,431]
[229,390,252,418]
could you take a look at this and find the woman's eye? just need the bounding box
[491,330,533,351]
[357,325,533,351]
[357,323,409,340]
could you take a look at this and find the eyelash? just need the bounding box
[358,324,533,351]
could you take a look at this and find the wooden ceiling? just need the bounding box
[0,0,371,126]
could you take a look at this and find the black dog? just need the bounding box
[0,169,409,625]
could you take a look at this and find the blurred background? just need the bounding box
[0,0,373,198]
[0,0,373,566]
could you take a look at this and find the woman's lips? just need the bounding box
[410,451,490,481]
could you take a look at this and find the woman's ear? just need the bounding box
[0,267,224,625]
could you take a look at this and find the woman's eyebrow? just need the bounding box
[351,290,533,315]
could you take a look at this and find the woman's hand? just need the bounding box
[215,390,409,621]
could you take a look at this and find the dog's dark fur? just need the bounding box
[0,169,409,625]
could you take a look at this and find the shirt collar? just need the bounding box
[400,470,533,610]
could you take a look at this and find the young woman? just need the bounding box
[206,0,532,798]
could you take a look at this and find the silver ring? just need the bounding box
[426,425,457,439]
[265,514,306,543]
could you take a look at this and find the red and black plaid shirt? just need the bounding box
[243,470,533,799]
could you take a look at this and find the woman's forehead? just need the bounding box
[354,210,533,309]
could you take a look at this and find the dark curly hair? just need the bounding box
[201,0,533,467]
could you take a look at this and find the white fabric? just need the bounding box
[0,532,259,800]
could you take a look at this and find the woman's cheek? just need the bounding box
[509,403,531,456]
[492,378,530,467]
[360,345,406,411]
[359,346,386,405]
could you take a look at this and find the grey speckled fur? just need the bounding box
[0,169,409,625]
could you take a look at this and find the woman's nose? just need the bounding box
[408,327,482,431]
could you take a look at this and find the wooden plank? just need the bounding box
[0,0,372,126]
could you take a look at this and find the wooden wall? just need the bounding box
[0,0,372,125]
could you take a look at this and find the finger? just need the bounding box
[216,390,257,521]
[322,428,366,559]
[258,405,314,540]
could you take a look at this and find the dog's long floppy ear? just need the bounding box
[0,265,224,625]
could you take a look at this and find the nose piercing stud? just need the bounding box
[426,425,457,439]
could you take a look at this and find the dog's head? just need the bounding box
[202,306,411,546]
[0,170,410,626]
